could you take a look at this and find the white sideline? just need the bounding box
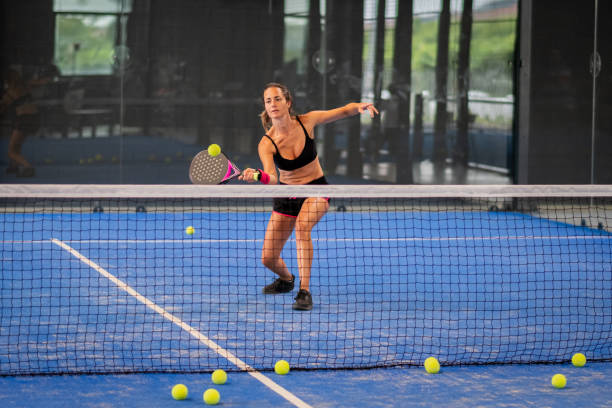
[51,238,313,408]
[26,235,611,245]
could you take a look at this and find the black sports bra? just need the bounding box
[263,116,318,171]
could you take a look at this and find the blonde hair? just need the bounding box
[259,82,296,131]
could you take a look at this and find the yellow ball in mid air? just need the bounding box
[551,373,566,389]
[274,359,290,375]
[572,352,586,367]
[212,369,227,385]
[171,384,188,400]
[185,226,195,235]
[208,144,221,157]
[424,357,440,374]
[203,388,220,405]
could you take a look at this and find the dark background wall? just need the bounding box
[1,0,610,184]
[595,0,612,184]
[2,2,54,68]
[124,0,284,149]
[519,0,611,184]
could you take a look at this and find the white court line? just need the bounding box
[1,235,609,247]
[51,238,313,408]
[12,235,609,245]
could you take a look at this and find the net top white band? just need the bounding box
[1,184,612,198]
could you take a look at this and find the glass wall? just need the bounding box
[0,0,533,185]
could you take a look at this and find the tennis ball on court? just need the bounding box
[551,373,566,389]
[274,359,290,375]
[211,369,227,385]
[203,388,220,405]
[208,144,221,157]
[171,384,188,400]
[185,226,194,235]
[572,352,586,367]
[424,357,440,374]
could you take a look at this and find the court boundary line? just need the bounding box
[50,238,313,408]
[4,235,609,245]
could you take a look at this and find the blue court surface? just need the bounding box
[0,363,611,407]
[1,207,611,406]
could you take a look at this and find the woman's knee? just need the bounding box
[261,251,278,269]
[9,133,24,150]
[7,150,21,161]
[294,222,312,241]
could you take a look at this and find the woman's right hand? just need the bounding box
[238,168,258,183]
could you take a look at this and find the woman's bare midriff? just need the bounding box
[278,157,324,185]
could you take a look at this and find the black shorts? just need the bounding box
[273,176,330,218]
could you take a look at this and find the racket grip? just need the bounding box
[254,169,270,184]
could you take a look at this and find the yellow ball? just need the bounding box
[424,357,440,374]
[551,373,566,389]
[203,388,220,405]
[171,384,188,400]
[208,144,221,157]
[274,360,290,375]
[185,226,194,235]
[572,352,586,367]
[212,369,227,385]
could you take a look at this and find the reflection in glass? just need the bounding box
[2,0,521,185]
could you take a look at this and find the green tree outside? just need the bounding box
[55,15,116,75]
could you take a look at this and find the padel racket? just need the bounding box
[189,150,241,184]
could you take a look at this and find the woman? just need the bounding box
[1,68,41,177]
[239,82,378,311]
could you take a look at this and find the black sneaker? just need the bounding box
[262,274,295,294]
[292,289,313,311]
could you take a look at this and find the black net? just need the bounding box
[0,185,611,375]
